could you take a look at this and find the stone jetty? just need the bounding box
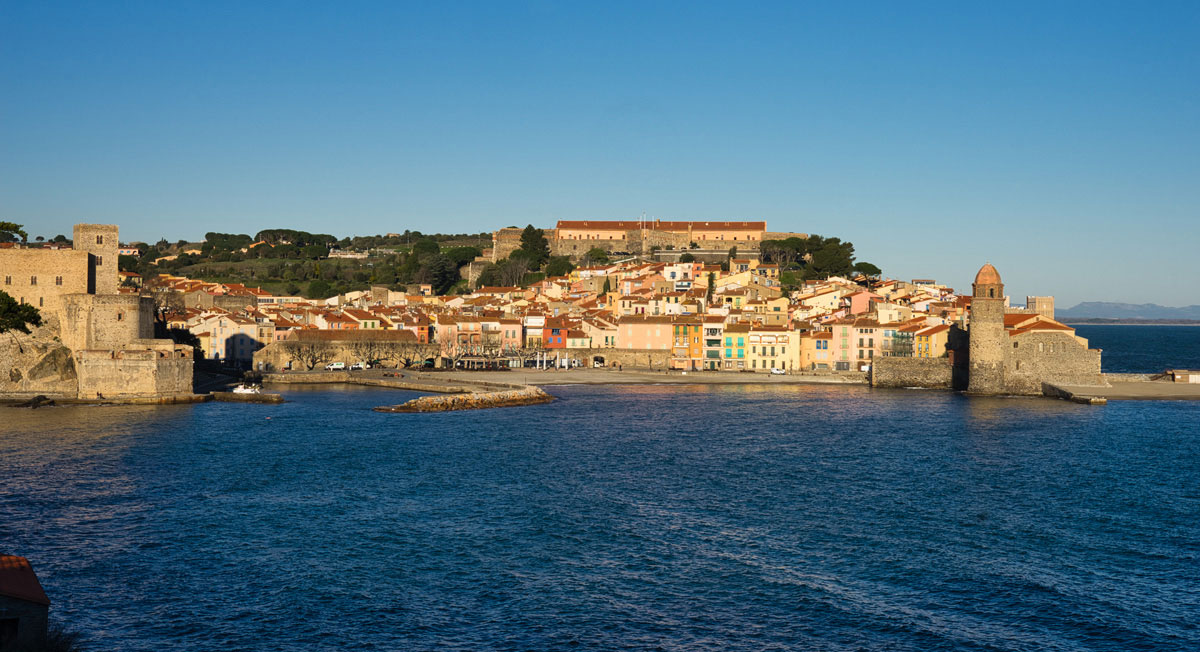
[374,385,553,413]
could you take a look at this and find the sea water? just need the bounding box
[2,379,1197,651]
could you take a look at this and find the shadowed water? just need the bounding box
[2,383,1198,651]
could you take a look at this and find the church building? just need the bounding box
[966,263,1104,395]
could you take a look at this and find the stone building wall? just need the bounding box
[60,294,154,351]
[73,223,120,295]
[870,357,954,389]
[253,331,426,371]
[764,231,809,241]
[0,594,48,650]
[550,234,633,258]
[1003,332,1104,395]
[75,344,193,399]
[491,228,525,262]
[0,248,91,311]
[180,291,258,312]
[967,297,1007,394]
[461,260,491,289]
[574,347,671,369]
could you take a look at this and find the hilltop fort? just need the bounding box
[491,219,807,261]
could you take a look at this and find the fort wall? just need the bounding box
[491,228,525,262]
[60,294,154,350]
[76,343,193,399]
[0,249,91,311]
[870,357,953,389]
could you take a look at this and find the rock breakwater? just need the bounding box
[374,385,553,413]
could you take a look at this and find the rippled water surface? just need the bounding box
[2,384,1198,651]
[1071,324,1200,373]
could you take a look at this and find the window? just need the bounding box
[96,234,104,244]
[39,297,44,307]
[56,276,63,286]
[96,255,103,266]
[30,275,37,285]
[3,276,8,285]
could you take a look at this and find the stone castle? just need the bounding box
[491,219,807,261]
[0,224,194,400]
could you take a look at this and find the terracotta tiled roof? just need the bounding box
[288,330,416,343]
[0,555,50,605]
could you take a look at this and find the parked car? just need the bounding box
[325,362,346,371]
[349,362,369,371]
[770,368,786,375]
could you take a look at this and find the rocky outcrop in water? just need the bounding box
[374,386,553,413]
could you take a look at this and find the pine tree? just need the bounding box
[518,225,550,268]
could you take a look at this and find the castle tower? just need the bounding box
[73,224,119,295]
[967,262,1007,394]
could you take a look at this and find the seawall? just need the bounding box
[374,386,554,413]
[870,357,955,389]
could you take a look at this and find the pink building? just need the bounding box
[616,315,674,351]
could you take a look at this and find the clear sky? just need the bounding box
[2,1,1197,307]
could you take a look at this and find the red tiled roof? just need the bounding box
[0,555,50,605]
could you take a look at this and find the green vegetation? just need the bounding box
[0,221,28,243]
[514,225,550,268]
[124,228,490,299]
[544,256,574,278]
[585,247,609,265]
[679,252,695,263]
[0,290,42,334]
[759,235,879,288]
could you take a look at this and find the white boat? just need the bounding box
[231,384,261,394]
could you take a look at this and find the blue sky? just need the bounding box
[2,1,1197,306]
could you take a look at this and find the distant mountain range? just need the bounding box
[1058,302,1200,321]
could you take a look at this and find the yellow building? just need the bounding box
[748,325,791,372]
[915,324,951,358]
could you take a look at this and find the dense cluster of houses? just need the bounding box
[149,257,1057,373]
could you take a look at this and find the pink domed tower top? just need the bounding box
[972,262,1003,299]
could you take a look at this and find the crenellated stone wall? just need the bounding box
[75,343,193,399]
